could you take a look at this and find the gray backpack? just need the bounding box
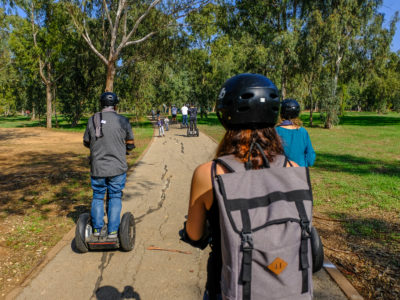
[213,152,315,300]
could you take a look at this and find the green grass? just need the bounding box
[197,112,400,215]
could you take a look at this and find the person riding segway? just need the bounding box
[187,103,199,137]
[180,74,323,300]
[76,92,136,252]
[276,99,316,167]
[171,105,178,124]
[180,104,189,128]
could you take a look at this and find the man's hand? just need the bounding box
[126,140,135,151]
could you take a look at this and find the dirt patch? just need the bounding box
[0,128,90,297]
[314,209,400,300]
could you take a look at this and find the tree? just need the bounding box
[68,0,210,92]
[8,1,73,128]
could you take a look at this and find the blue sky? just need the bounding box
[380,0,400,52]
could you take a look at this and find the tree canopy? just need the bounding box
[1,0,399,128]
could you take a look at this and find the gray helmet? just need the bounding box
[100,92,119,107]
[281,99,300,119]
[216,73,280,129]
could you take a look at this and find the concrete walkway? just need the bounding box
[11,123,348,300]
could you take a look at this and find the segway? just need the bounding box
[187,121,199,137]
[75,211,135,253]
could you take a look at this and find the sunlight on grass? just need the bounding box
[198,112,400,214]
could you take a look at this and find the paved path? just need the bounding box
[12,124,348,300]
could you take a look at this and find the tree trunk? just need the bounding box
[281,66,287,99]
[309,86,313,127]
[46,83,52,129]
[53,87,59,128]
[31,106,36,120]
[105,61,116,92]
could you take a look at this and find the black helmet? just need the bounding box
[281,98,300,119]
[216,73,280,129]
[100,92,119,107]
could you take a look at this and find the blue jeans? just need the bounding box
[91,173,126,233]
[182,115,188,126]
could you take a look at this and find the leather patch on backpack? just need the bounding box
[267,257,288,275]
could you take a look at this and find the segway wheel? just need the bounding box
[187,128,190,137]
[196,129,199,137]
[75,213,91,253]
[119,212,135,252]
[311,226,324,273]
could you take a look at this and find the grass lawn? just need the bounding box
[197,111,400,299]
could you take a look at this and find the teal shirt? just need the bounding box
[275,126,316,167]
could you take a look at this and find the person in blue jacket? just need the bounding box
[275,99,316,167]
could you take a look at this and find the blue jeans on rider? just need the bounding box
[182,115,188,126]
[91,173,126,233]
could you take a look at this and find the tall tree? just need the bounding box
[9,0,72,128]
[68,0,210,92]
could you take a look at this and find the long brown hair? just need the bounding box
[278,116,303,128]
[216,128,284,169]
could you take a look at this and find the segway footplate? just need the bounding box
[87,235,120,250]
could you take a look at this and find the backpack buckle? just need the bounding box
[241,232,254,249]
[300,220,311,239]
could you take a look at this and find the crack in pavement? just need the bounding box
[133,175,172,225]
[130,241,146,287]
[158,175,172,239]
[90,252,114,299]
[161,164,168,180]
[181,142,184,154]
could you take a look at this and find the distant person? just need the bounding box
[164,116,170,131]
[188,104,198,132]
[83,92,135,238]
[156,109,161,119]
[275,99,316,167]
[181,104,188,127]
[151,109,155,120]
[171,105,178,123]
[157,116,165,137]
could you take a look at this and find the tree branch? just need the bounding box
[109,0,126,60]
[117,0,161,54]
[69,8,109,66]
[102,0,113,30]
[29,3,48,85]
[125,31,157,46]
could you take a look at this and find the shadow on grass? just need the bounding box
[315,152,400,177]
[339,115,400,126]
[0,151,91,219]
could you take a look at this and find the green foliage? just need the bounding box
[1,0,400,127]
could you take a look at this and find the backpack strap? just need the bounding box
[93,112,103,139]
[295,199,311,294]
[213,158,236,173]
[283,155,293,167]
[240,211,253,300]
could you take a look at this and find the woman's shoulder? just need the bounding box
[193,160,226,178]
[194,161,213,174]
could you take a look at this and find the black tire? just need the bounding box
[119,212,135,251]
[196,129,199,137]
[75,213,91,253]
[187,128,190,137]
[311,226,324,273]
